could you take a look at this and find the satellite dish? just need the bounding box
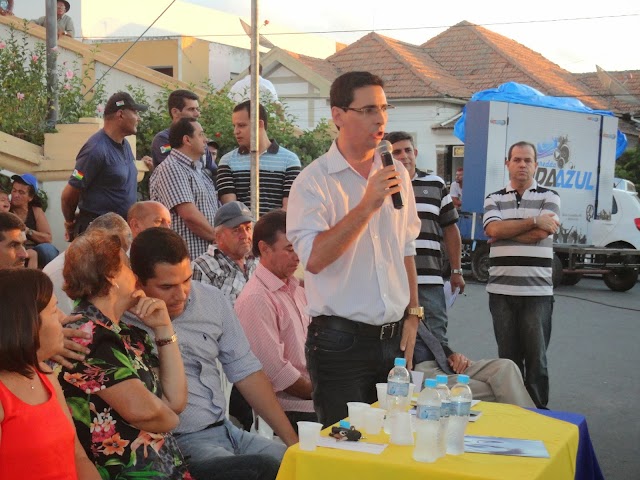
[239,18,276,49]
[595,65,640,106]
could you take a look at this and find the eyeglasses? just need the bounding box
[341,104,395,116]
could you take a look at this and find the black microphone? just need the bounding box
[377,140,404,209]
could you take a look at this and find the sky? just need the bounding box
[185,0,639,73]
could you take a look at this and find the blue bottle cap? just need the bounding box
[458,374,470,384]
[436,375,448,384]
[425,378,437,388]
[339,420,350,429]
[394,357,407,367]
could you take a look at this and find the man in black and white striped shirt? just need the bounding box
[386,131,465,348]
[483,141,561,408]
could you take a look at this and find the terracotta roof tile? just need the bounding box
[422,21,609,110]
[575,70,640,115]
[273,21,638,116]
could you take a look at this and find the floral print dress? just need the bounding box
[60,300,193,480]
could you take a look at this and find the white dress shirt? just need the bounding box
[287,141,421,325]
[229,74,279,103]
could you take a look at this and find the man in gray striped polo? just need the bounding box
[483,141,561,408]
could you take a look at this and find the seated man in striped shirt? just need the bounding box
[483,141,561,408]
[216,101,301,216]
[235,210,317,433]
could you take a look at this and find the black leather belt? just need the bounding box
[312,315,402,340]
[174,419,224,437]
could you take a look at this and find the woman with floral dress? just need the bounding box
[59,230,193,479]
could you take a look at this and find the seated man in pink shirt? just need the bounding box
[235,210,317,432]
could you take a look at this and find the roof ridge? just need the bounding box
[370,34,446,95]
[466,23,549,90]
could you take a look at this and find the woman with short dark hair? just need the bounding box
[60,230,192,479]
[0,268,100,479]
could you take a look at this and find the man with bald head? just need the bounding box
[127,201,171,238]
[44,203,172,315]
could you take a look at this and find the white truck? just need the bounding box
[457,98,639,292]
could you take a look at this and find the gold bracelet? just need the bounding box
[156,334,177,347]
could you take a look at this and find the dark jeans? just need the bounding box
[31,242,59,269]
[187,454,279,480]
[285,411,318,434]
[489,294,553,408]
[305,318,403,428]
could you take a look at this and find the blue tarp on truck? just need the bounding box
[453,82,628,158]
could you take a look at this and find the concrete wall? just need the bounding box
[12,0,338,58]
[208,42,253,89]
[96,38,180,79]
[0,17,201,101]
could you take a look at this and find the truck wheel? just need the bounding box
[561,273,582,286]
[552,254,563,288]
[471,244,490,283]
[603,268,639,292]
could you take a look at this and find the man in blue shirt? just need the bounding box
[61,92,148,240]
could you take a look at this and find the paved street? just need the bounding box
[446,277,640,479]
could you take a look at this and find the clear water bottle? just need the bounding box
[435,374,451,458]
[384,357,410,433]
[413,378,441,463]
[447,374,472,455]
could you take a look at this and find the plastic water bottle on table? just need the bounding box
[413,378,441,463]
[435,374,451,458]
[384,357,410,434]
[447,374,472,455]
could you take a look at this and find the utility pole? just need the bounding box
[249,0,260,219]
[45,0,58,128]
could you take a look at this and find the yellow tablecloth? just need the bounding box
[276,402,579,480]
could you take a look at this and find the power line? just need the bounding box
[83,0,177,97]
[79,12,640,41]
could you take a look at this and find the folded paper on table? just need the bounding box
[317,437,388,454]
[464,435,550,458]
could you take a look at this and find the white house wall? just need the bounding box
[269,65,330,131]
[208,43,251,89]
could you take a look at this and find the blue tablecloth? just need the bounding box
[529,409,604,480]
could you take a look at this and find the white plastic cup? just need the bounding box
[297,421,323,451]
[376,383,388,409]
[346,402,370,428]
[390,411,414,445]
[363,407,386,435]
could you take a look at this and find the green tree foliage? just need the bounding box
[128,82,334,199]
[615,147,640,188]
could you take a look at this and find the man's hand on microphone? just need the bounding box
[361,165,401,212]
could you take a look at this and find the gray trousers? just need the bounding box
[414,359,535,408]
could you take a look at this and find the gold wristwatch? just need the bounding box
[407,306,425,320]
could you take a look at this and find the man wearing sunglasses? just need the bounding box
[287,71,421,427]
